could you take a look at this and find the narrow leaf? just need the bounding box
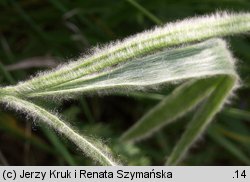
[3,12,248,97]
[121,38,237,142]
[166,76,236,165]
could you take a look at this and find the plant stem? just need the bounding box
[1,96,118,166]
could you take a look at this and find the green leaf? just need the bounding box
[1,12,249,166]
[166,76,236,165]
[3,12,249,97]
[121,78,219,141]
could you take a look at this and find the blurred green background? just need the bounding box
[0,0,250,165]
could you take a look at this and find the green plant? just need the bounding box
[0,12,250,165]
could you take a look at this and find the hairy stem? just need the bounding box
[0,96,117,166]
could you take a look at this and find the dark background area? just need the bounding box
[0,0,250,165]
